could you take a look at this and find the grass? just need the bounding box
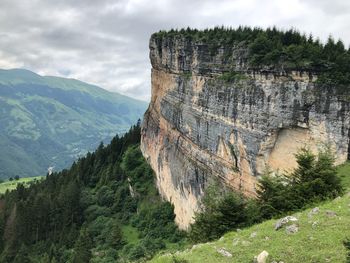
[218,71,248,83]
[150,162,350,263]
[0,176,43,194]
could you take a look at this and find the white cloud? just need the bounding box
[0,0,349,101]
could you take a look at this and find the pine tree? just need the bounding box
[13,244,31,263]
[108,222,125,249]
[72,228,93,263]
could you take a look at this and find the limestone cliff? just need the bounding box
[141,34,350,229]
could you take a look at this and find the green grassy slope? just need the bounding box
[0,176,43,194]
[151,163,350,263]
[0,68,148,179]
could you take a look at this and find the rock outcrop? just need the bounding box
[141,35,350,229]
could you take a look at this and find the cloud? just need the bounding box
[0,0,349,101]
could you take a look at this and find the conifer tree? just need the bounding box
[13,244,31,263]
[72,228,93,263]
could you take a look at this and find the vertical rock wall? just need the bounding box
[141,36,350,229]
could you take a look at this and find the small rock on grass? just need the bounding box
[308,207,320,218]
[254,250,269,263]
[325,210,337,217]
[250,231,257,238]
[216,248,232,257]
[275,216,298,230]
[285,224,299,234]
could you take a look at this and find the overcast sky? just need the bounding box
[0,0,349,101]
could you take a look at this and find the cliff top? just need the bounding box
[151,27,350,85]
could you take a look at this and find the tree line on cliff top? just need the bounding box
[153,26,350,86]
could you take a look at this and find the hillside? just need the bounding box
[0,124,185,262]
[0,68,147,179]
[0,176,43,194]
[150,162,350,263]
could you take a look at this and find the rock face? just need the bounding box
[141,35,350,229]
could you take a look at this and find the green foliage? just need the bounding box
[190,147,343,243]
[171,255,189,263]
[73,228,93,263]
[0,176,42,194]
[181,72,192,80]
[108,222,125,250]
[218,72,247,83]
[13,244,31,263]
[337,161,350,189]
[189,184,251,243]
[0,123,185,262]
[344,239,350,263]
[258,148,343,219]
[153,27,350,86]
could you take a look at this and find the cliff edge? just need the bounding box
[141,29,350,229]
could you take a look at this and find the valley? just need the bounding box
[0,69,147,179]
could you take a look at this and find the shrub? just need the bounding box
[190,147,343,242]
[189,184,250,243]
[257,147,343,219]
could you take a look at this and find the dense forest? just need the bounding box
[153,26,350,86]
[0,121,185,263]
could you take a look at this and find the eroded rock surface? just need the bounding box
[141,35,350,229]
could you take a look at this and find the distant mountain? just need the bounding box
[0,68,148,179]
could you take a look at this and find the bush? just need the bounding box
[189,184,250,243]
[257,147,343,219]
[190,147,343,242]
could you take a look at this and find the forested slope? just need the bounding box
[0,123,185,263]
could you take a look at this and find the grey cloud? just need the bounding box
[0,0,349,101]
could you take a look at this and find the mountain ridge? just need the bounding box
[0,68,148,179]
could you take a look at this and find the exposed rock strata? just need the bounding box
[141,36,350,229]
